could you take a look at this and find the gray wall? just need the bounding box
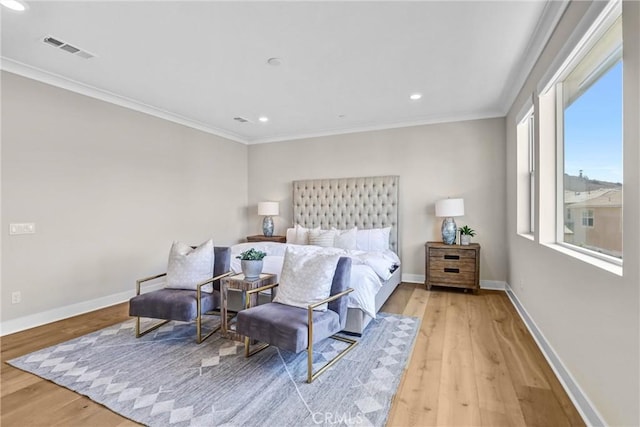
[247,118,507,282]
[1,71,248,328]
[505,2,639,425]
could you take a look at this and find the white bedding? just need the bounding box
[229,242,400,319]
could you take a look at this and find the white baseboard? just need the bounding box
[0,283,164,336]
[401,273,424,284]
[479,280,506,290]
[505,284,605,427]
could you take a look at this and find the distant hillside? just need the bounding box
[564,173,622,192]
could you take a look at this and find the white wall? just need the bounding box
[506,1,639,425]
[247,118,507,282]
[1,71,248,330]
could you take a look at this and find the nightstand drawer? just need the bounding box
[428,258,476,274]
[429,248,476,260]
[429,268,476,285]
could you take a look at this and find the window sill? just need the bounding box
[542,243,623,276]
[518,232,535,241]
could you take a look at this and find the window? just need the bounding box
[581,210,594,228]
[539,2,623,264]
[516,107,535,236]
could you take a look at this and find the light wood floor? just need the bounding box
[1,284,584,426]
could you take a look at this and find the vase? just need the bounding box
[241,260,263,280]
[460,235,471,246]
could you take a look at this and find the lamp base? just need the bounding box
[262,216,274,237]
[441,217,457,245]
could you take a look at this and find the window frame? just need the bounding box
[538,0,623,270]
[516,102,536,239]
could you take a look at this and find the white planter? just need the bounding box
[460,235,471,246]
[241,260,263,279]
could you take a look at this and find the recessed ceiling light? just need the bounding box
[0,0,27,11]
[258,116,269,123]
[410,93,422,101]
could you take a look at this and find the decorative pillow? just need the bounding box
[292,224,320,245]
[273,247,341,311]
[332,227,357,250]
[356,227,391,252]
[308,228,337,247]
[165,239,214,292]
[286,227,297,244]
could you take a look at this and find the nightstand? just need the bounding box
[220,273,276,341]
[246,235,286,243]
[425,242,480,293]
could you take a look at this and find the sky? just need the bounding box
[564,60,623,184]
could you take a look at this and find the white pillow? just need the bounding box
[286,227,297,244]
[308,228,337,247]
[165,239,214,292]
[273,247,340,311]
[287,224,316,245]
[356,227,391,252]
[332,227,357,250]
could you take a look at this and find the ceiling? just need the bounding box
[1,1,566,144]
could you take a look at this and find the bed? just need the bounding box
[231,175,401,335]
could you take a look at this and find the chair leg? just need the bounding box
[244,336,270,357]
[196,311,224,344]
[135,317,170,338]
[307,334,358,383]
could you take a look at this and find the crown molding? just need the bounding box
[247,110,504,145]
[498,0,570,115]
[0,57,249,145]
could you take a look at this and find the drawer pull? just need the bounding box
[444,255,460,260]
[444,268,460,273]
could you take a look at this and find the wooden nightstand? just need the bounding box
[220,273,277,341]
[246,235,286,243]
[425,242,480,293]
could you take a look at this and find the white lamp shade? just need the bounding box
[435,198,464,217]
[258,201,279,216]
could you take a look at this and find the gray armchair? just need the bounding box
[129,246,231,343]
[236,257,357,383]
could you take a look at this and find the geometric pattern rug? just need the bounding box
[8,312,419,427]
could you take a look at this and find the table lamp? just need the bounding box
[258,201,279,237]
[435,198,464,244]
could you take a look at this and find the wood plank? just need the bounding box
[468,290,528,426]
[488,293,585,427]
[388,289,447,427]
[435,291,482,426]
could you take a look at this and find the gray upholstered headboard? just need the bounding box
[292,176,399,253]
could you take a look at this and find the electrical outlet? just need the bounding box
[11,291,21,304]
[9,223,36,235]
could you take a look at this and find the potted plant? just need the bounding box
[459,225,476,246]
[236,248,267,279]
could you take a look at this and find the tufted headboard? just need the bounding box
[292,176,400,253]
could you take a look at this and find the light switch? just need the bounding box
[9,223,36,235]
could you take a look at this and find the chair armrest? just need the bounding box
[196,271,233,299]
[245,283,280,309]
[307,288,355,349]
[136,273,167,295]
[196,271,233,289]
[307,288,354,311]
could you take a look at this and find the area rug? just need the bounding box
[8,312,419,427]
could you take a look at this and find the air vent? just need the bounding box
[233,117,250,123]
[42,35,95,59]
